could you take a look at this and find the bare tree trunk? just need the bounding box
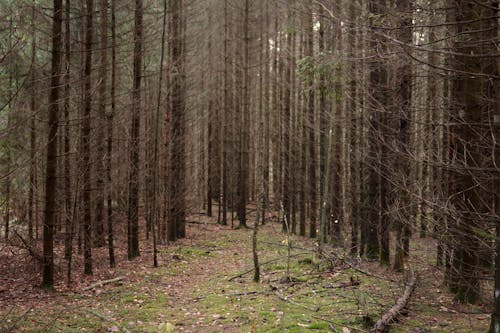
[4,17,13,241]
[307,0,317,241]
[107,0,116,268]
[167,0,186,241]
[127,0,143,258]
[448,0,487,304]
[28,2,37,240]
[63,0,72,261]
[393,0,412,271]
[366,0,387,260]
[93,0,108,248]
[236,0,250,229]
[82,0,94,275]
[42,0,63,288]
[282,0,293,233]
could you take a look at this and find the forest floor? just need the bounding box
[0,207,492,333]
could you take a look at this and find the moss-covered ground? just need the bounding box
[0,211,491,332]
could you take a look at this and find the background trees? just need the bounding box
[0,0,498,317]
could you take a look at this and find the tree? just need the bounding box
[127,0,143,258]
[107,0,117,268]
[28,1,38,240]
[82,0,94,275]
[447,0,494,304]
[366,0,387,260]
[236,0,250,229]
[392,0,412,272]
[167,0,186,242]
[94,0,108,248]
[306,0,317,240]
[42,0,63,288]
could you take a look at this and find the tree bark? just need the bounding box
[127,0,143,258]
[167,0,186,242]
[42,0,63,288]
[82,0,94,275]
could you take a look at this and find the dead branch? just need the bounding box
[81,276,125,291]
[0,307,32,333]
[228,252,310,281]
[10,230,43,264]
[369,271,418,333]
[273,289,319,312]
[322,251,397,283]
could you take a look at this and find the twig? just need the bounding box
[11,230,43,263]
[1,307,31,333]
[273,290,319,312]
[310,314,368,333]
[228,252,310,281]
[229,290,270,297]
[323,251,397,283]
[81,276,125,291]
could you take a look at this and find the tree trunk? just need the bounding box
[307,0,317,241]
[94,0,108,248]
[167,0,186,242]
[63,0,72,261]
[393,0,412,272]
[107,0,117,268]
[28,2,38,240]
[42,0,63,288]
[127,0,143,258]
[82,0,94,275]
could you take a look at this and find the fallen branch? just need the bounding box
[228,252,310,281]
[369,271,417,333]
[229,290,270,297]
[1,307,32,333]
[323,251,397,283]
[273,290,319,312]
[81,277,125,291]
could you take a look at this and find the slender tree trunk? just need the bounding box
[393,0,412,271]
[29,2,37,240]
[4,18,13,241]
[348,0,359,256]
[93,0,108,248]
[221,0,229,227]
[307,0,317,241]
[63,0,72,261]
[167,0,186,241]
[237,0,250,229]
[107,0,116,268]
[366,0,387,260]
[127,0,143,258]
[42,0,63,288]
[82,0,94,275]
[282,0,293,233]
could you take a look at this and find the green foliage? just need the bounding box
[367,13,386,27]
[297,52,341,99]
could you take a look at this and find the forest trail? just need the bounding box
[0,210,492,332]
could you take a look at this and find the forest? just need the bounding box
[0,0,499,332]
